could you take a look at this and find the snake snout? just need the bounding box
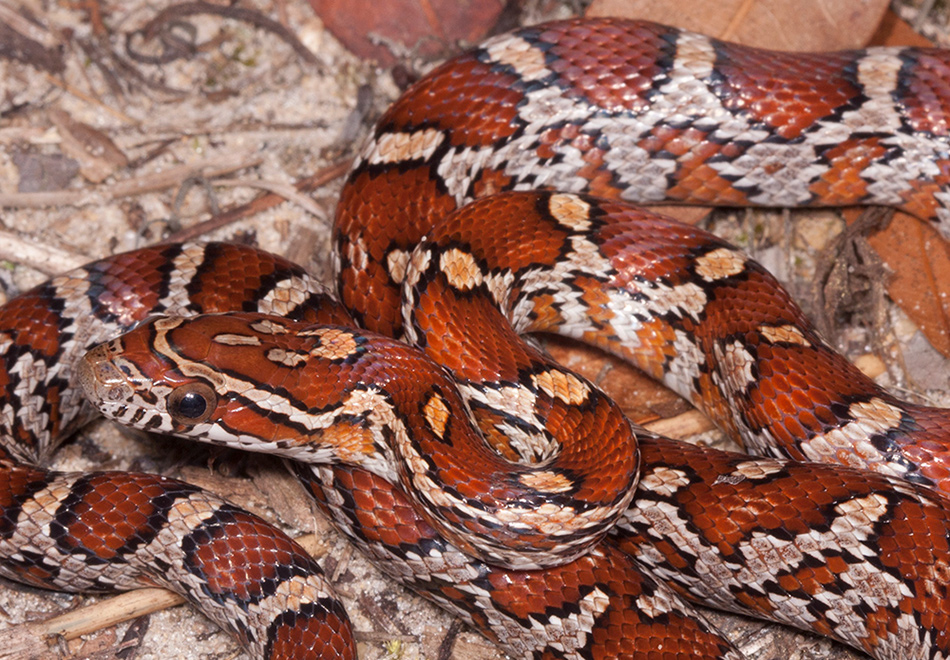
[78,343,134,405]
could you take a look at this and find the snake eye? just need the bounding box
[167,383,217,425]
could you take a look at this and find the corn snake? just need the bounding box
[2,15,950,660]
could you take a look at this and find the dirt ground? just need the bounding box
[1,1,950,659]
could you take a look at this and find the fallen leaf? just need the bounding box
[864,212,950,357]
[309,0,505,65]
[869,9,933,47]
[586,0,888,50]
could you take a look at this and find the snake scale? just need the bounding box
[3,16,950,660]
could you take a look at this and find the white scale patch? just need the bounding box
[259,274,325,317]
[404,245,433,290]
[483,269,517,311]
[439,248,483,291]
[457,382,556,462]
[250,318,291,335]
[624,278,707,323]
[548,193,592,231]
[483,33,550,82]
[635,588,679,618]
[853,52,946,207]
[10,353,53,454]
[660,328,706,402]
[935,189,950,234]
[712,339,757,400]
[719,459,786,483]
[266,347,308,367]
[531,369,590,406]
[800,397,907,476]
[638,466,691,498]
[435,143,498,207]
[432,78,603,207]
[159,243,209,314]
[620,500,747,608]
[213,333,261,346]
[598,31,722,202]
[759,324,811,346]
[344,234,369,272]
[386,248,411,285]
[711,140,830,206]
[0,332,12,354]
[360,127,445,166]
[523,586,610,657]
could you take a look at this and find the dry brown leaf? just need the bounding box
[586,0,888,50]
[869,8,934,47]
[309,0,504,65]
[864,212,950,357]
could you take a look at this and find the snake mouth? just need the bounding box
[78,342,135,407]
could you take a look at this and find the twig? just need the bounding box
[0,153,263,209]
[719,0,757,40]
[164,157,350,242]
[40,589,184,641]
[0,232,88,274]
[213,178,328,222]
[42,73,137,124]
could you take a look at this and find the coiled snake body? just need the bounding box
[3,17,950,660]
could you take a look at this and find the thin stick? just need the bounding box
[42,73,137,125]
[213,178,328,222]
[0,154,263,209]
[42,589,185,641]
[165,157,350,242]
[0,232,88,274]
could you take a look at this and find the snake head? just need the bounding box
[78,316,219,435]
[78,313,357,465]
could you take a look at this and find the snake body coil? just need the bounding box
[2,17,950,660]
